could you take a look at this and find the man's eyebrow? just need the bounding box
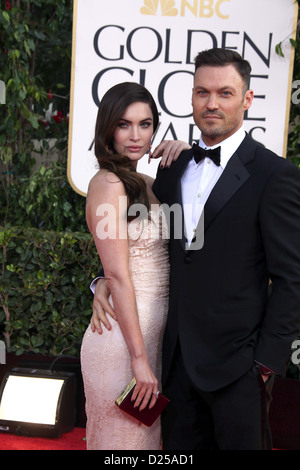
[194,85,235,91]
[219,86,235,91]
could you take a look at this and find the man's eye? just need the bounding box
[197,90,207,96]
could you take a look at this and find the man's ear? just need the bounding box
[243,89,254,111]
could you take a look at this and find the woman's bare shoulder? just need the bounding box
[89,169,121,186]
[87,169,124,196]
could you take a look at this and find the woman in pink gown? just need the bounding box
[80,82,170,450]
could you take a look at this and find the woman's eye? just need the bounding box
[118,122,128,128]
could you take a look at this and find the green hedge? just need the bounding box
[0,226,100,357]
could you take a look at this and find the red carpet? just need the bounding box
[0,429,283,452]
[0,427,87,450]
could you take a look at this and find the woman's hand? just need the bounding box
[131,356,159,411]
[91,278,116,334]
[149,140,191,168]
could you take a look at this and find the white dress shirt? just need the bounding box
[181,127,246,244]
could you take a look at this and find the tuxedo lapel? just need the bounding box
[174,149,193,202]
[203,152,250,232]
[197,134,256,237]
[166,150,193,251]
[174,150,193,252]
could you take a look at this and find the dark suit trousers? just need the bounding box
[162,344,273,450]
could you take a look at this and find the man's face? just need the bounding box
[192,64,253,146]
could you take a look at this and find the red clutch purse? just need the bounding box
[115,378,170,427]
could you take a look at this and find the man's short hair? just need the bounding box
[194,48,252,92]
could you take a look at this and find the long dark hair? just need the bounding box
[94,82,159,212]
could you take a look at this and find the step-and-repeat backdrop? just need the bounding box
[68,0,298,196]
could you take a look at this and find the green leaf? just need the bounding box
[34,31,46,40]
[28,39,35,51]
[24,40,31,57]
[275,42,284,57]
[12,49,20,60]
[6,264,15,272]
[2,11,10,23]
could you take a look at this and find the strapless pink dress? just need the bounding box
[81,208,169,450]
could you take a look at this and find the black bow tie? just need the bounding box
[192,143,221,166]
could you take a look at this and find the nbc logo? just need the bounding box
[141,0,178,16]
[140,0,230,18]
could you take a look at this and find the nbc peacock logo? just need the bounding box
[140,0,178,16]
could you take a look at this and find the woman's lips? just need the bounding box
[126,146,143,152]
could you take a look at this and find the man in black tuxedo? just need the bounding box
[91,48,300,450]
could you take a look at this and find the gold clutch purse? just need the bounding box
[115,378,170,427]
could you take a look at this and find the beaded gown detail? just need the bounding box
[81,208,169,450]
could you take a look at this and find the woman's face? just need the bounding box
[112,101,154,167]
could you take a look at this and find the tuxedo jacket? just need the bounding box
[152,133,300,392]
